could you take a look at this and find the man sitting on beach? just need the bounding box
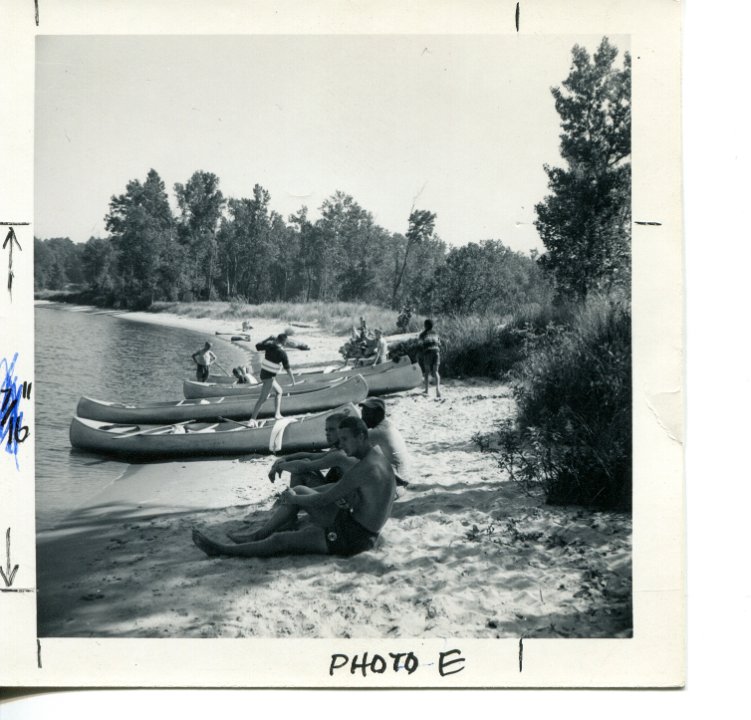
[359,397,413,487]
[191,341,217,382]
[247,334,296,425]
[266,412,357,489]
[192,416,395,559]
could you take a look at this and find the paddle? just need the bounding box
[213,359,233,377]
[113,420,193,439]
[218,416,263,430]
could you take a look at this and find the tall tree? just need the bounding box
[174,171,225,300]
[393,209,436,306]
[105,169,174,307]
[535,38,631,299]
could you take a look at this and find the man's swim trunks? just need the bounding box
[325,509,379,557]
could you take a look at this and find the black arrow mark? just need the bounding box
[515,3,520,32]
[3,227,22,302]
[0,528,19,587]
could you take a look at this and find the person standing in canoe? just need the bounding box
[191,341,217,382]
[418,318,442,398]
[247,333,296,425]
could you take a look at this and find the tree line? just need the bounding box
[36,37,630,318]
[35,180,552,315]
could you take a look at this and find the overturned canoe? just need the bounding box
[70,403,361,460]
[77,374,368,425]
[203,354,411,386]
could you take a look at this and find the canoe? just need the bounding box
[69,403,361,461]
[77,374,368,425]
[183,372,356,400]
[190,360,421,399]
[188,360,421,399]
[204,354,411,386]
[357,362,423,395]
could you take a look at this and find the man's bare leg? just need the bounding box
[273,379,283,419]
[228,486,329,543]
[249,379,274,422]
[194,524,329,558]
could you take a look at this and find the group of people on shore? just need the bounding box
[193,396,412,559]
[191,316,441,561]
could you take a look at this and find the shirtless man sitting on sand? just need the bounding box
[265,412,357,487]
[192,416,395,559]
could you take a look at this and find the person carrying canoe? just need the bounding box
[192,416,395,559]
[247,334,296,425]
[191,341,217,382]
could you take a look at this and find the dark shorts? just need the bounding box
[259,369,277,381]
[325,510,379,557]
[196,365,210,382]
[421,349,440,375]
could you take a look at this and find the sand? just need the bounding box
[36,310,632,638]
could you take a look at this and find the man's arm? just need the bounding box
[281,350,295,386]
[268,450,322,481]
[282,450,357,475]
[283,461,368,508]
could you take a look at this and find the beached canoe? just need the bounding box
[357,362,423,395]
[70,403,361,460]
[196,355,412,395]
[77,374,368,425]
[183,372,354,400]
[204,354,411,386]
[188,359,421,398]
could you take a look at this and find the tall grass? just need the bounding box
[387,303,575,379]
[491,295,632,510]
[148,300,422,336]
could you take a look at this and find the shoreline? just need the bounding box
[35,301,632,639]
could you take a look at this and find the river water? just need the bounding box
[34,304,250,529]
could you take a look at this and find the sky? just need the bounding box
[34,34,627,254]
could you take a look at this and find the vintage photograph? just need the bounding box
[31,33,634,641]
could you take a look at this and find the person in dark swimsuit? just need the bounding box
[247,334,296,426]
[192,416,395,559]
[226,413,357,544]
[418,318,442,398]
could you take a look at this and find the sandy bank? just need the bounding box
[38,365,632,638]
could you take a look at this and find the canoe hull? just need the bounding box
[77,375,368,425]
[188,359,421,399]
[202,355,411,388]
[70,404,361,460]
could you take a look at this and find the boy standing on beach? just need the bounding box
[248,334,296,425]
[418,318,442,398]
[192,416,395,559]
[191,341,217,382]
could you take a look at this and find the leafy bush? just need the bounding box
[491,295,632,510]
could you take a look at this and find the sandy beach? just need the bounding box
[37,310,632,638]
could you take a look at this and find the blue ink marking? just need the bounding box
[0,353,31,469]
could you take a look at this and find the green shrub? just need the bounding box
[491,295,632,510]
